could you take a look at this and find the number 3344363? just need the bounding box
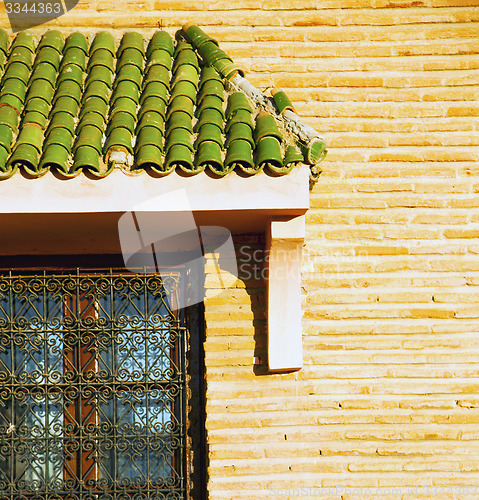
[5,2,62,14]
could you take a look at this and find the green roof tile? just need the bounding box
[212,58,242,81]
[38,31,64,54]
[113,97,138,118]
[119,32,145,56]
[112,81,138,105]
[196,140,222,172]
[105,127,133,154]
[255,136,282,171]
[86,66,113,88]
[80,97,108,119]
[25,97,50,117]
[64,33,88,55]
[272,89,295,114]
[147,31,174,57]
[165,144,193,172]
[78,112,105,133]
[8,48,34,68]
[135,144,164,171]
[0,146,13,176]
[73,145,100,172]
[91,32,116,57]
[61,47,86,71]
[16,123,44,151]
[0,95,22,114]
[226,92,252,117]
[198,95,223,115]
[117,48,144,70]
[199,66,222,87]
[199,79,224,100]
[1,78,27,102]
[225,139,254,172]
[11,32,36,53]
[74,125,103,153]
[9,143,41,173]
[166,128,193,152]
[146,49,172,71]
[0,30,9,55]
[116,65,142,89]
[83,80,110,104]
[136,126,163,150]
[50,96,78,116]
[198,40,230,66]
[225,122,254,148]
[143,65,170,87]
[172,65,198,89]
[283,144,304,168]
[35,47,61,70]
[87,49,114,72]
[254,112,283,143]
[196,123,223,147]
[173,50,199,73]
[58,64,84,86]
[197,108,224,130]
[168,96,194,119]
[137,111,164,132]
[181,24,214,51]
[28,80,55,103]
[226,109,253,131]
[47,112,75,136]
[107,111,135,134]
[0,26,325,179]
[307,139,327,164]
[140,96,166,119]
[170,81,197,102]
[30,63,57,86]
[174,40,192,56]
[141,81,168,104]
[183,24,243,81]
[44,127,73,150]
[54,80,82,104]
[3,62,30,84]
[23,111,48,129]
[40,143,70,173]
[0,124,14,152]
[167,111,193,133]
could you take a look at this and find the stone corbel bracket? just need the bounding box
[266,215,305,372]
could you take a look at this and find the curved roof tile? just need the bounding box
[0,25,327,180]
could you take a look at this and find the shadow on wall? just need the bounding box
[233,235,269,377]
[186,301,208,499]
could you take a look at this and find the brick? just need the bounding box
[444,228,479,238]
[433,291,479,302]
[228,40,479,60]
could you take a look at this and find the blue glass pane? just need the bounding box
[0,285,64,491]
[97,288,175,484]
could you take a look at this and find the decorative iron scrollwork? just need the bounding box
[0,271,186,499]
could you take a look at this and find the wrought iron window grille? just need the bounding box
[0,270,187,499]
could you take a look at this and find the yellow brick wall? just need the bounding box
[2,1,479,498]
[202,1,479,496]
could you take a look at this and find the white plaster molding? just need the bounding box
[0,166,309,214]
[266,215,305,372]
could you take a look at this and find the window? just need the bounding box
[0,270,188,499]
